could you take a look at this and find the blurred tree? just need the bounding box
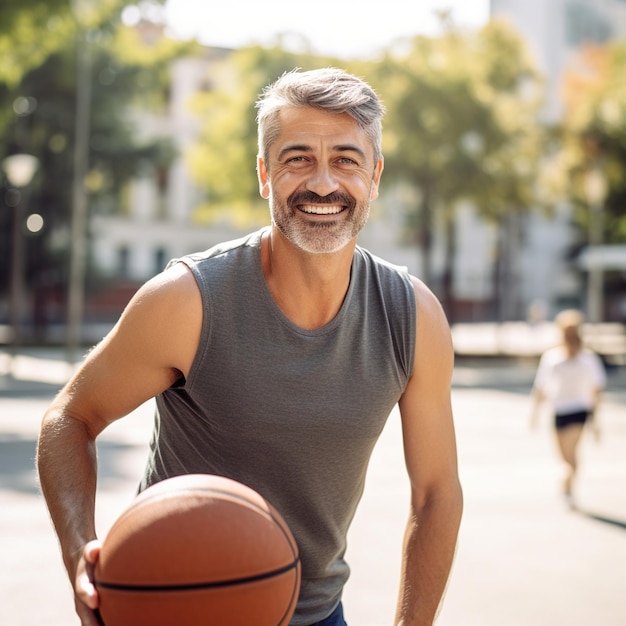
[185,42,336,226]
[0,1,188,338]
[371,16,546,321]
[0,0,74,87]
[559,42,626,321]
[561,42,626,243]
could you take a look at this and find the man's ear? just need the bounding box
[370,157,384,200]
[257,157,270,199]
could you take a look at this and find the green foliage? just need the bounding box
[374,18,545,221]
[0,2,185,297]
[561,42,626,243]
[186,44,337,225]
[0,0,74,87]
[366,17,547,312]
[0,0,136,88]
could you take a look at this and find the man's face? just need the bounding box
[258,106,383,254]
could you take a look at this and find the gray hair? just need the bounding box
[256,67,385,166]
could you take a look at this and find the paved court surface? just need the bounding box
[1,350,625,625]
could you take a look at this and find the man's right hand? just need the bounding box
[74,540,103,626]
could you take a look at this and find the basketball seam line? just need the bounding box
[94,556,300,592]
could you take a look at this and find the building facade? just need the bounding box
[484,0,626,321]
[89,2,626,324]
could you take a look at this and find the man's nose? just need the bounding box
[305,164,339,197]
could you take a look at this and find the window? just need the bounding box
[118,246,130,278]
[155,247,168,274]
[565,2,613,46]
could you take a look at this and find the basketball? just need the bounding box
[94,474,301,626]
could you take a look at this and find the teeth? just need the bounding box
[300,205,343,215]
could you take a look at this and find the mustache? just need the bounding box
[288,190,356,208]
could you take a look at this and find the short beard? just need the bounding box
[270,189,370,254]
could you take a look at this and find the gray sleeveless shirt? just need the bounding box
[141,228,416,625]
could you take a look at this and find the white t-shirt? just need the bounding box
[533,347,606,414]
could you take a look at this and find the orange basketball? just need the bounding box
[94,474,301,626]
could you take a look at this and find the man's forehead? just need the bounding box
[272,106,372,153]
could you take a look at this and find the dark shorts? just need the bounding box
[309,602,347,626]
[555,410,589,430]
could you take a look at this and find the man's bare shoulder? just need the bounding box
[407,275,448,324]
[406,274,454,377]
[110,261,202,370]
[132,260,199,303]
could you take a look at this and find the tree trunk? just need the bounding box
[417,183,433,287]
[492,211,524,322]
[441,209,457,323]
[492,215,505,322]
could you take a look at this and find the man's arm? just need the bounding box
[394,276,463,626]
[36,262,201,625]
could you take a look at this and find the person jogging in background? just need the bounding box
[530,309,606,506]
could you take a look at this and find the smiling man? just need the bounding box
[37,68,463,626]
[259,105,382,256]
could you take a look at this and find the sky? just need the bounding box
[161,0,491,59]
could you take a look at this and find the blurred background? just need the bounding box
[2,3,626,625]
[1,0,625,363]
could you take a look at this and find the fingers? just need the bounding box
[84,540,102,566]
[75,540,102,619]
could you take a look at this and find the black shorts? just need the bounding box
[555,410,589,430]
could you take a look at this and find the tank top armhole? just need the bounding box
[169,256,213,391]
[405,272,417,384]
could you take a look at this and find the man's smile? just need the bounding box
[299,205,345,215]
